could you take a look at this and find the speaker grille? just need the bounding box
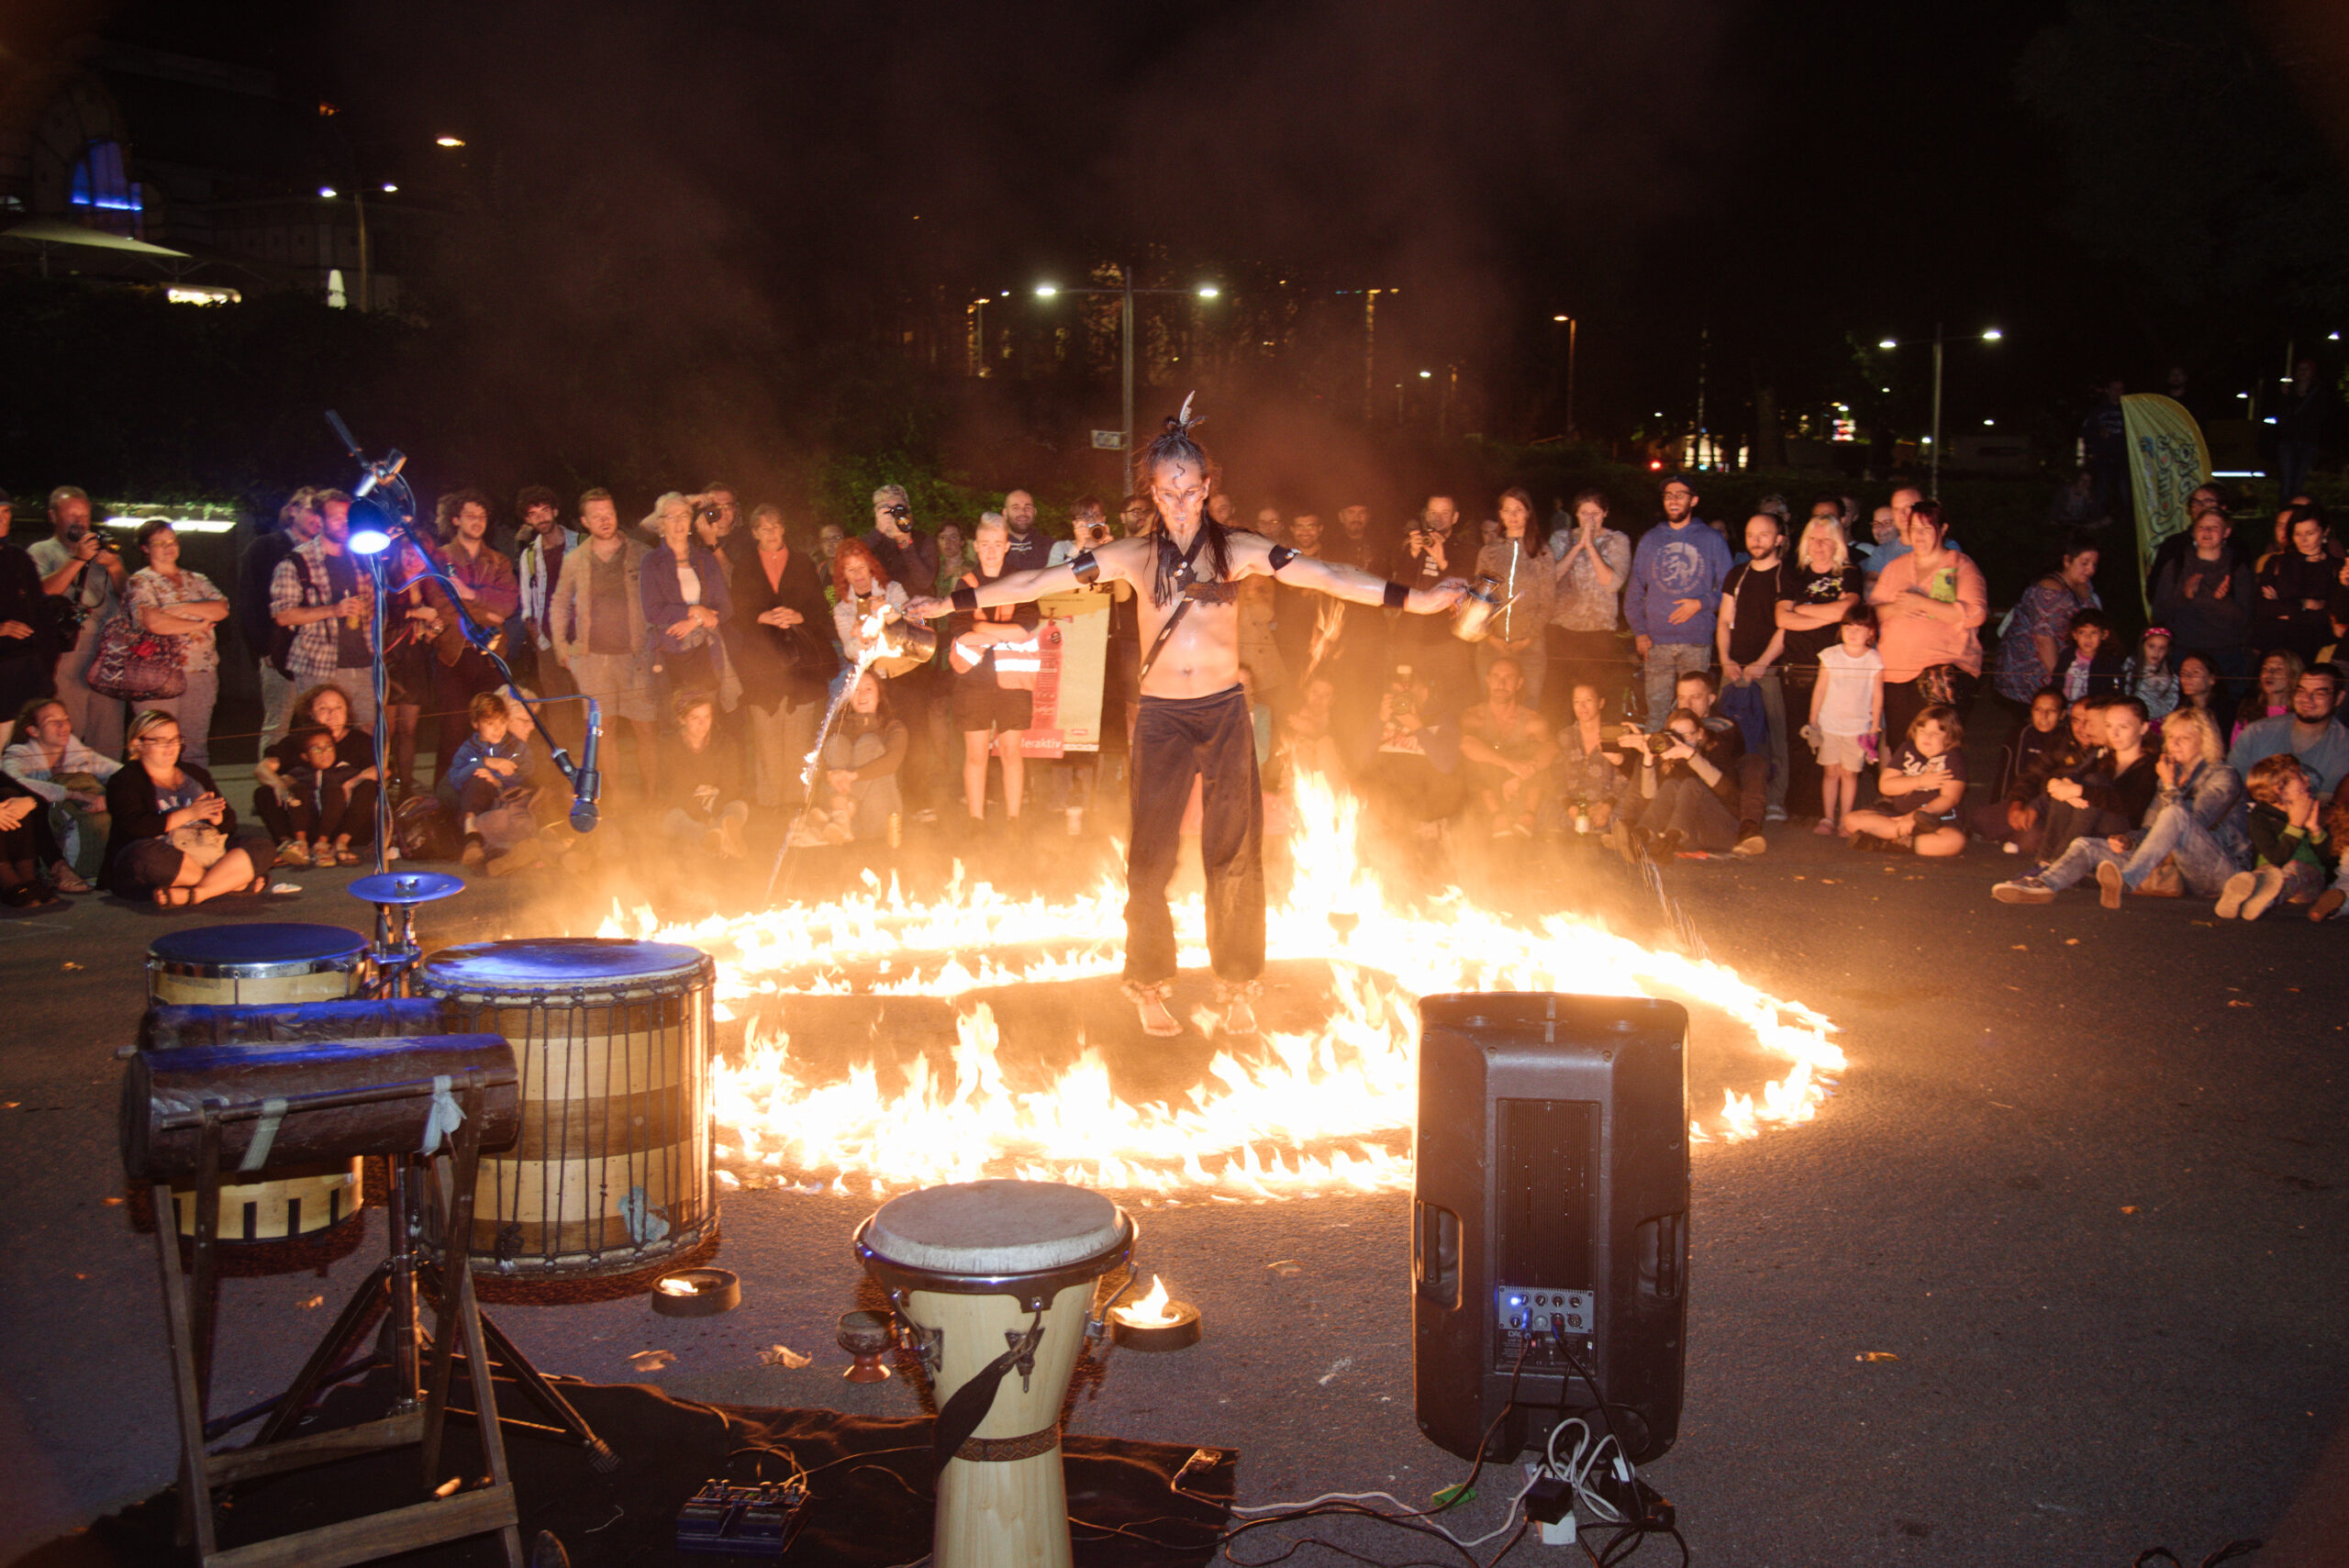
[1495,1098,1595,1293]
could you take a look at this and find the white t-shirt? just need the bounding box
[675,562,703,606]
[1816,645,1884,736]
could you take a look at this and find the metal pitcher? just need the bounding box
[1449,573,1512,643]
[874,614,938,664]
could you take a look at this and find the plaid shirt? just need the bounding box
[269,539,366,684]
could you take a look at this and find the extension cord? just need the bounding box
[1541,1510,1577,1546]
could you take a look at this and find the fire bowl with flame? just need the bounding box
[1109,1274,1200,1351]
[593,773,1848,1201]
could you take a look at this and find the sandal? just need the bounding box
[335,844,360,865]
[153,885,197,907]
[279,840,310,867]
[1122,980,1183,1039]
[48,863,91,894]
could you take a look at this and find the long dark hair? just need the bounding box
[1498,487,1548,557]
[1130,399,1230,606]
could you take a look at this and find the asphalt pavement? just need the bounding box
[0,801,2343,1568]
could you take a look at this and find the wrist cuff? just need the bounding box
[1382,580,1409,610]
[950,585,978,614]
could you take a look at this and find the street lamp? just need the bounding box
[1033,271,1222,462]
[1875,325,2005,497]
[1552,314,1578,436]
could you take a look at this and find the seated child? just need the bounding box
[2052,606,2128,702]
[2218,753,2336,921]
[440,691,541,873]
[1844,703,1967,857]
[254,725,377,866]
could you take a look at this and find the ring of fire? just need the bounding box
[595,774,1848,1200]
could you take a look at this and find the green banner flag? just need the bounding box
[2123,394,2210,608]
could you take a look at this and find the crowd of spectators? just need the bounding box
[0,462,2343,924]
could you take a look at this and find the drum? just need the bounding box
[143,924,371,1241]
[856,1180,1137,1568]
[417,939,716,1278]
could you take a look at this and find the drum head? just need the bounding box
[421,939,707,995]
[865,1180,1123,1275]
[149,923,367,974]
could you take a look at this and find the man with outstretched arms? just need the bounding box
[908,402,1465,1038]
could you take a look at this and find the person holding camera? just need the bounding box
[30,485,128,753]
[731,503,836,809]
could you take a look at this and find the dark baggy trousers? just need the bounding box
[1125,684,1264,988]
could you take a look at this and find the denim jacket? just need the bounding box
[2147,759,2248,860]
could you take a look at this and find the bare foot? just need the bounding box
[1126,984,1181,1038]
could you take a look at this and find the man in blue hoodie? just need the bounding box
[1624,474,1733,724]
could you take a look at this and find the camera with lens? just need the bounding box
[1646,732,1680,756]
[696,503,727,524]
[884,502,911,522]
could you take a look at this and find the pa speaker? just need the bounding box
[1411,993,1688,1464]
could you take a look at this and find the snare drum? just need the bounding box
[857,1180,1136,1568]
[143,924,371,1241]
[418,939,716,1277]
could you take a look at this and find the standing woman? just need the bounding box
[731,505,836,809]
[2150,511,2254,703]
[1773,515,1863,820]
[2254,503,2341,665]
[1868,499,1987,740]
[1989,536,2100,712]
[121,520,231,765]
[640,492,731,717]
[102,711,275,906]
[948,514,1040,829]
[0,495,51,751]
[830,539,907,668]
[1545,489,1631,721]
[1474,487,1555,712]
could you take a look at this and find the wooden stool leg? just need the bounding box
[191,1111,224,1412]
[151,1184,218,1562]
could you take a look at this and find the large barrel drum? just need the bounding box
[417,939,716,1278]
[142,924,372,1241]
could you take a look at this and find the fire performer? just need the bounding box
[908,401,1466,1037]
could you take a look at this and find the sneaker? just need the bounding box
[1991,877,2055,904]
[2239,865,2288,921]
[2311,888,2346,923]
[2214,871,2255,919]
[2002,841,2021,854]
[2096,861,2125,910]
[1812,817,1837,837]
[1733,823,1766,856]
[278,840,310,867]
[460,835,487,872]
[1764,806,1788,823]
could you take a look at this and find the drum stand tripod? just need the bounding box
[154,1073,526,1568]
[305,872,618,1473]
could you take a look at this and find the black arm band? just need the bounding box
[950,584,978,614]
[1382,580,1409,610]
[1069,549,1101,585]
[1267,544,1297,573]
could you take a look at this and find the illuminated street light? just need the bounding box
[1981,328,2004,341]
[1034,283,1060,298]
[1034,271,1223,454]
[1418,369,1433,379]
[1877,338,1898,350]
[435,136,465,149]
[1553,314,1569,323]
[1197,284,1220,299]
[318,185,338,198]
[380,183,397,194]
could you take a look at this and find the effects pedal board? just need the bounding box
[675,1477,811,1557]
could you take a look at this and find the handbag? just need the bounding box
[165,822,228,869]
[87,613,187,701]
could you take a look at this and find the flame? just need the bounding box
[1116,1274,1179,1327]
[595,771,1847,1197]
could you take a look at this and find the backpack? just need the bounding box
[394,794,462,862]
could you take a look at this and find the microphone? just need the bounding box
[569,705,602,833]
[355,449,406,500]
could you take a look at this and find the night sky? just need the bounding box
[39,0,2349,490]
